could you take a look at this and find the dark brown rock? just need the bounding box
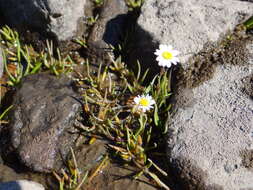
[5,73,81,173]
[87,0,128,65]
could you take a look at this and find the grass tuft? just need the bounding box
[0,26,75,86]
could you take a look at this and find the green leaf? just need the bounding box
[30,62,42,74]
[0,105,13,120]
[154,104,159,126]
[244,16,253,30]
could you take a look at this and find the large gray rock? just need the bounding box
[4,73,81,172]
[166,36,253,189]
[0,180,44,190]
[0,0,87,41]
[130,0,253,73]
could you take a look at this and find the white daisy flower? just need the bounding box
[154,44,180,68]
[134,94,155,113]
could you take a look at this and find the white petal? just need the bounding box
[164,45,172,51]
[156,57,162,61]
[134,96,140,104]
[159,44,167,50]
[147,95,153,99]
[165,62,172,68]
[150,100,156,105]
[156,57,164,62]
[171,50,180,56]
[154,50,161,55]
[173,57,180,64]
[158,61,165,67]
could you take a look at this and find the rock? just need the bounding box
[0,180,44,190]
[75,139,108,170]
[4,73,81,173]
[0,0,87,41]
[87,0,128,65]
[88,0,128,48]
[130,0,253,74]
[0,165,19,182]
[166,36,253,189]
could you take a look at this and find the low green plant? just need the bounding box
[74,54,171,189]
[243,16,253,30]
[53,148,89,190]
[126,0,144,10]
[43,40,74,76]
[53,148,109,190]
[0,105,13,124]
[73,38,87,48]
[86,15,99,26]
[93,0,103,6]
[145,70,172,133]
[0,26,75,86]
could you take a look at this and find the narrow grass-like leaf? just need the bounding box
[3,51,16,84]
[154,104,159,126]
[136,60,141,81]
[30,62,42,74]
[244,16,253,30]
[0,105,13,120]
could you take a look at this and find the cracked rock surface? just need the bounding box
[167,38,253,189]
[130,0,253,73]
[2,73,81,173]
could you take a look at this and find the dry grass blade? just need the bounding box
[88,155,109,183]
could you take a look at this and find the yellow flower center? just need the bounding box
[139,98,149,106]
[162,51,173,60]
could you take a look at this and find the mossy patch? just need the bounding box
[241,150,253,172]
[241,74,253,99]
[176,29,253,89]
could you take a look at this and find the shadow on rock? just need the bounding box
[126,23,160,82]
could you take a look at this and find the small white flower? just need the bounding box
[134,94,155,113]
[154,44,180,68]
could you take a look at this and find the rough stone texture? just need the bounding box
[0,165,19,182]
[130,0,253,74]
[0,0,87,41]
[87,0,128,65]
[0,180,44,190]
[166,39,253,189]
[4,73,81,173]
